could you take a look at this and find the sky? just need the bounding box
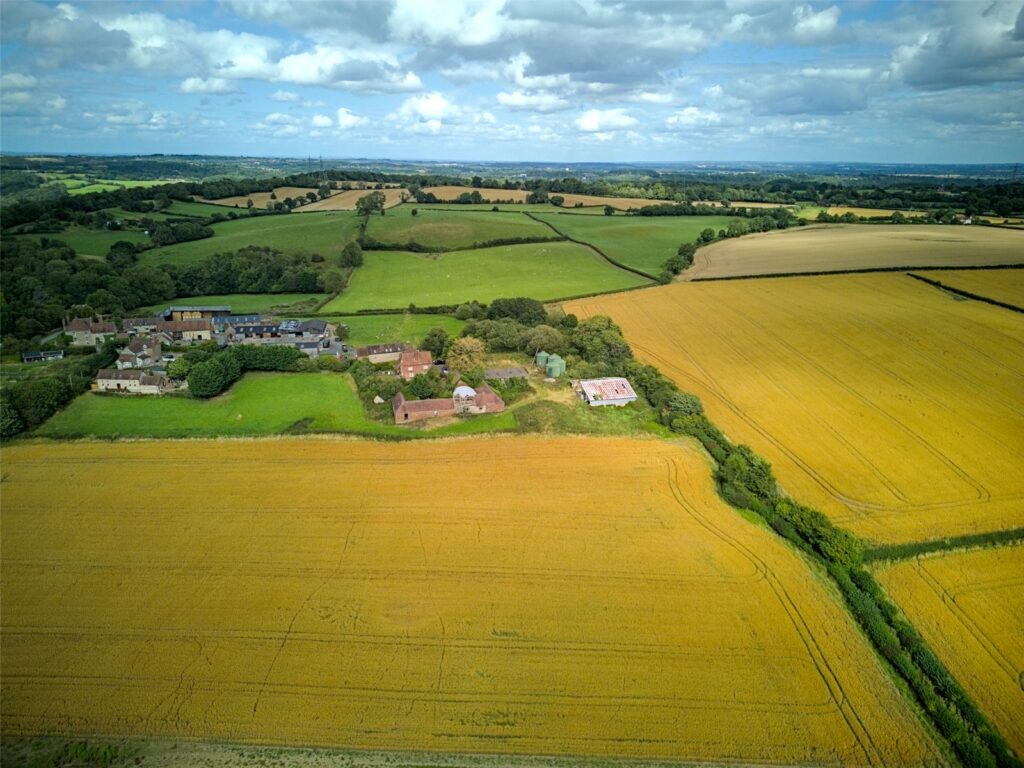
[1,0,1023,164]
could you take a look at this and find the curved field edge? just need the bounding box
[0,437,943,765]
[682,224,1024,280]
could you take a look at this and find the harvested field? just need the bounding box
[874,544,1024,755]
[915,267,1024,308]
[297,187,407,212]
[555,193,673,209]
[567,273,1024,545]
[206,187,318,208]
[0,437,942,764]
[421,186,530,203]
[797,206,929,220]
[685,224,1024,280]
[321,241,648,312]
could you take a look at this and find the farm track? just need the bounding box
[1,438,943,765]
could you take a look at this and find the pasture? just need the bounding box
[915,267,1024,308]
[0,437,942,764]
[331,313,465,347]
[321,242,648,313]
[364,207,555,249]
[33,373,513,439]
[567,273,1024,545]
[685,224,1024,280]
[874,544,1024,755]
[533,213,740,275]
[136,293,327,315]
[19,227,150,257]
[141,211,361,266]
[298,188,407,212]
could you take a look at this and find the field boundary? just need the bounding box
[523,211,659,282]
[687,261,1024,283]
[863,527,1024,563]
[906,272,1024,313]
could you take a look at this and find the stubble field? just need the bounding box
[0,437,942,765]
[297,188,408,212]
[567,274,1024,545]
[874,544,1024,755]
[684,225,1024,280]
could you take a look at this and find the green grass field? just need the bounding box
[531,213,740,274]
[140,211,362,266]
[365,208,554,249]
[34,372,516,439]
[19,227,150,257]
[43,174,184,196]
[167,200,238,218]
[321,241,649,312]
[136,293,328,315]
[411,202,566,213]
[329,313,465,347]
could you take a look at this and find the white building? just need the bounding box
[576,377,638,407]
[93,369,171,395]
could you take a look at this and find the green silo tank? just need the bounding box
[546,360,563,378]
[535,350,549,367]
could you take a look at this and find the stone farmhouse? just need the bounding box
[93,369,172,395]
[64,317,118,347]
[398,349,433,380]
[355,343,409,363]
[155,319,214,344]
[116,337,161,369]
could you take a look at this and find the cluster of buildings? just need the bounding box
[62,305,336,396]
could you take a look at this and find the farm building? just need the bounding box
[278,319,328,339]
[116,338,161,370]
[20,350,64,363]
[161,305,231,321]
[64,317,118,347]
[155,319,214,344]
[355,343,409,363]
[392,391,456,423]
[122,316,161,336]
[398,349,433,380]
[453,383,506,414]
[253,338,324,358]
[485,366,529,382]
[93,369,172,395]
[576,377,638,407]
[212,314,263,333]
[229,322,279,340]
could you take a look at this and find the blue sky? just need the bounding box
[1,0,1023,163]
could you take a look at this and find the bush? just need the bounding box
[317,355,349,372]
[187,359,229,398]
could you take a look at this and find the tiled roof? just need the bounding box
[579,377,638,402]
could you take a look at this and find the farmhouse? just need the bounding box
[122,316,161,336]
[576,377,638,407]
[355,343,409,363]
[93,369,171,395]
[161,305,231,321]
[453,383,506,414]
[485,366,529,383]
[21,350,64,363]
[64,317,117,347]
[156,319,214,344]
[391,391,456,423]
[398,349,433,380]
[116,337,161,369]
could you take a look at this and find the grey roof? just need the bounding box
[278,319,328,334]
[213,314,262,324]
[356,342,408,357]
[231,323,279,334]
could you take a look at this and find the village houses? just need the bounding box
[64,317,118,347]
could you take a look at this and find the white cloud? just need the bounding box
[440,60,501,83]
[271,90,300,102]
[575,108,637,132]
[275,45,422,92]
[336,107,368,129]
[389,0,508,46]
[1,73,38,89]
[310,114,334,128]
[179,77,237,94]
[792,4,841,43]
[666,107,722,127]
[496,90,569,112]
[505,52,572,91]
[45,96,67,111]
[629,91,673,104]
[399,91,457,121]
[262,112,300,125]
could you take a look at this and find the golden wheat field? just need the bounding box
[916,268,1024,307]
[205,187,318,208]
[1,438,943,765]
[874,544,1024,755]
[297,187,407,212]
[567,274,1024,545]
[684,224,1024,279]
[421,185,531,202]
